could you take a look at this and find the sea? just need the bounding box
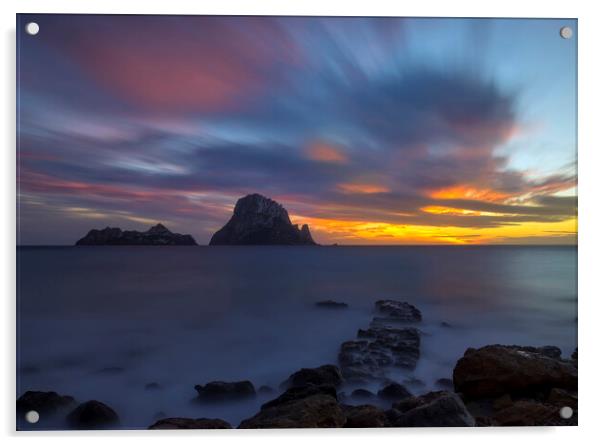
[16,245,577,429]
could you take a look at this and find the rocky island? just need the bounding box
[209,194,317,246]
[75,223,197,246]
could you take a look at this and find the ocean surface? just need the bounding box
[16,245,577,429]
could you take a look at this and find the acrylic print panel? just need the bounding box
[16,14,577,430]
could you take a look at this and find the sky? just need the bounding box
[17,15,577,245]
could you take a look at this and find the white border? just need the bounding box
[2,1,601,444]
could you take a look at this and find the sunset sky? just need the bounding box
[17,15,577,245]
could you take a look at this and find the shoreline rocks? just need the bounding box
[149,417,232,429]
[281,365,343,389]
[66,400,120,430]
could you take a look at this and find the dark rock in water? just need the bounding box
[76,223,197,246]
[209,194,317,245]
[453,344,577,400]
[149,417,232,429]
[547,387,578,409]
[377,383,412,401]
[340,326,421,380]
[145,382,162,390]
[350,388,375,400]
[238,385,345,428]
[374,300,422,323]
[258,385,274,394]
[493,400,576,426]
[67,400,119,429]
[435,378,454,390]
[315,300,348,309]
[440,321,452,328]
[195,380,256,401]
[341,404,388,428]
[282,365,343,389]
[17,390,76,415]
[387,391,476,427]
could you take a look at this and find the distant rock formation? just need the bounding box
[75,223,197,246]
[209,194,317,245]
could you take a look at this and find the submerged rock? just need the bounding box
[17,390,76,415]
[453,345,577,399]
[377,382,412,401]
[282,365,343,389]
[238,385,345,428]
[387,391,476,427]
[374,300,422,323]
[350,389,375,400]
[341,404,388,428]
[195,381,256,401]
[209,194,317,245]
[315,300,348,309]
[66,400,119,430]
[149,417,232,429]
[76,223,197,246]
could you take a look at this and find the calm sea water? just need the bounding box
[17,246,577,429]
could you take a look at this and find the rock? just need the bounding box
[145,382,162,390]
[435,378,454,390]
[258,385,274,394]
[453,345,577,400]
[340,326,420,380]
[571,348,578,362]
[387,391,476,427]
[195,381,256,401]
[76,223,197,246]
[341,404,388,428]
[440,321,452,328]
[17,390,76,415]
[492,394,514,411]
[149,417,232,429]
[350,389,375,400]
[403,377,426,389]
[66,400,119,429]
[238,385,345,428]
[493,400,576,426]
[209,194,317,245]
[377,383,412,401]
[547,388,578,409]
[374,300,422,323]
[315,300,348,309]
[282,365,343,389]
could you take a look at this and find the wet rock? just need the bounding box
[145,382,162,390]
[315,300,348,309]
[238,385,345,428]
[547,388,578,409]
[67,400,119,430]
[453,345,577,399]
[377,382,412,401]
[374,300,422,323]
[17,390,76,415]
[149,417,232,429]
[341,404,388,428]
[492,394,514,411]
[209,194,317,246]
[195,381,256,401]
[350,389,375,400]
[76,223,197,246]
[282,365,343,389]
[493,400,576,426]
[435,378,454,390]
[387,391,475,427]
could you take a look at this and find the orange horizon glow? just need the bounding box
[428,185,511,202]
[337,183,390,194]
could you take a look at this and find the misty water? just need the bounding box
[17,245,577,429]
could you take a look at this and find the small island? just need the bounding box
[75,223,197,246]
[209,194,317,246]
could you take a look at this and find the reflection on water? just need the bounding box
[17,245,577,429]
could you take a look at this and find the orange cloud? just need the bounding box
[428,185,510,202]
[305,142,348,164]
[337,183,390,194]
[421,206,502,217]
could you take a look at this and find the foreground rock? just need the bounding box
[17,390,76,416]
[149,417,232,429]
[209,194,317,245]
[492,401,575,426]
[453,345,577,399]
[195,381,256,401]
[76,223,197,246]
[238,385,345,428]
[341,404,388,428]
[66,400,119,429]
[387,391,476,427]
[282,365,343,389]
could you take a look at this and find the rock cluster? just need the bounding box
[209,194,317,245]
[75,223,197,246]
